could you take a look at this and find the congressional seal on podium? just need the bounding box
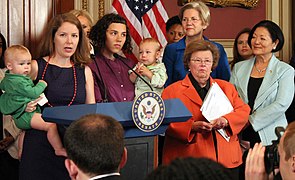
[132,92,165,132]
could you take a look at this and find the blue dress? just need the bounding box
[19,58,86,180]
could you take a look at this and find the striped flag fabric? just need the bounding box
[111,0,169,61]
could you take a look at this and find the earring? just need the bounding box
[273,46,276,50]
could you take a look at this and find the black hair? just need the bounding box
[0,32,7,68]
[166,16,182,32]
[145,157,232,180]
[89,13,132,55]
[248,20,284,52]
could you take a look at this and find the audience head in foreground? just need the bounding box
[64,114,127,180]
[279,122,295,179]
[146,157,232,180]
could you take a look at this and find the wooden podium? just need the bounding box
[42,98,192,179]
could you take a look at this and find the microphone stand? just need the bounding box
[114,53,154,91]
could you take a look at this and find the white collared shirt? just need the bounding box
[89,172,120,180]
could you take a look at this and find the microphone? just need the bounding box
[114,53,154,91]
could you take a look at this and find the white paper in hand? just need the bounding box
[200,82,233,142]
[37,93,48,106]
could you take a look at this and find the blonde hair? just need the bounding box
[179,1,211,26]
[69,9,94,27]
[140,38,161,52]
[4,45,31,64]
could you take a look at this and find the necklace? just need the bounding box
[41,57,77,107]
[254,64,267,73]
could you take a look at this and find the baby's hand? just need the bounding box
[139,65,152,77]
[136,63,144,74]
[136,62,143,69]
[39,80,47,86]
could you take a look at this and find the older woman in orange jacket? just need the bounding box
[162,40,250,178]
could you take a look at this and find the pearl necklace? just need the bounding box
[254,64,267,73]
[41,57,77,107]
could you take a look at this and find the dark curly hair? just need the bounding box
[89,13,132,54]
[145,157,232,180]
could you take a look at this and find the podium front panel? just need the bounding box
[121,136,156,179]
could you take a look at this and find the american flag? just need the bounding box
[111,0,169,61]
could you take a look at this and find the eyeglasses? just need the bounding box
[190,58,213,65]
[182,17,201,23]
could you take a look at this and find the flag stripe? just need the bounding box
[112,0,168,61]
[147,5,167,47]
[112,0,143,46]
[152,3,167,42]
[156,0,169,21]
[142,15,158,40]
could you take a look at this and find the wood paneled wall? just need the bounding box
[0,0,73,58]
[56,0,74,14]
[0,0,293,61]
